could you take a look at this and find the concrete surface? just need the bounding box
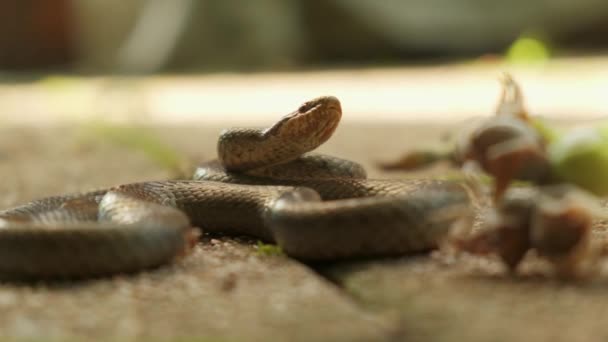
[0,61,607,341]
[0,122,606,342]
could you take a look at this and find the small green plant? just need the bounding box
[255,241,284,257]
[82,122,191,178]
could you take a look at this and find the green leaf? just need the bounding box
[506,36,550,64]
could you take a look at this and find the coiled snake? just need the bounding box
[0,96,472,279]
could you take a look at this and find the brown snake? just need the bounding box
[0,96,472,279]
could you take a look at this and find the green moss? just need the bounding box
[255,241,284,257]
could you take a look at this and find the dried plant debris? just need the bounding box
[398,74,608,279]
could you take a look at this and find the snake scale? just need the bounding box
[0,96,472,279]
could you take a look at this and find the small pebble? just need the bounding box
[220,273,238,292]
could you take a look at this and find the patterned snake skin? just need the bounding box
[0,96,472,279]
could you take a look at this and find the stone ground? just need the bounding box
[0,122,607,342]
[1,60,608,341]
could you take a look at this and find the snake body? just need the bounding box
[0,96,471,279]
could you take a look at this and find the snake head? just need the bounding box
[265,96,342,146]
[218,96,342,171]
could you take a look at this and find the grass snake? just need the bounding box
[0,96,472,279]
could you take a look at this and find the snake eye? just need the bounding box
[298,101,315,113]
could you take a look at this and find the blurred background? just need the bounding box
[0,0,607,124]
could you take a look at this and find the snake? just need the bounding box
[0,96,472,279]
